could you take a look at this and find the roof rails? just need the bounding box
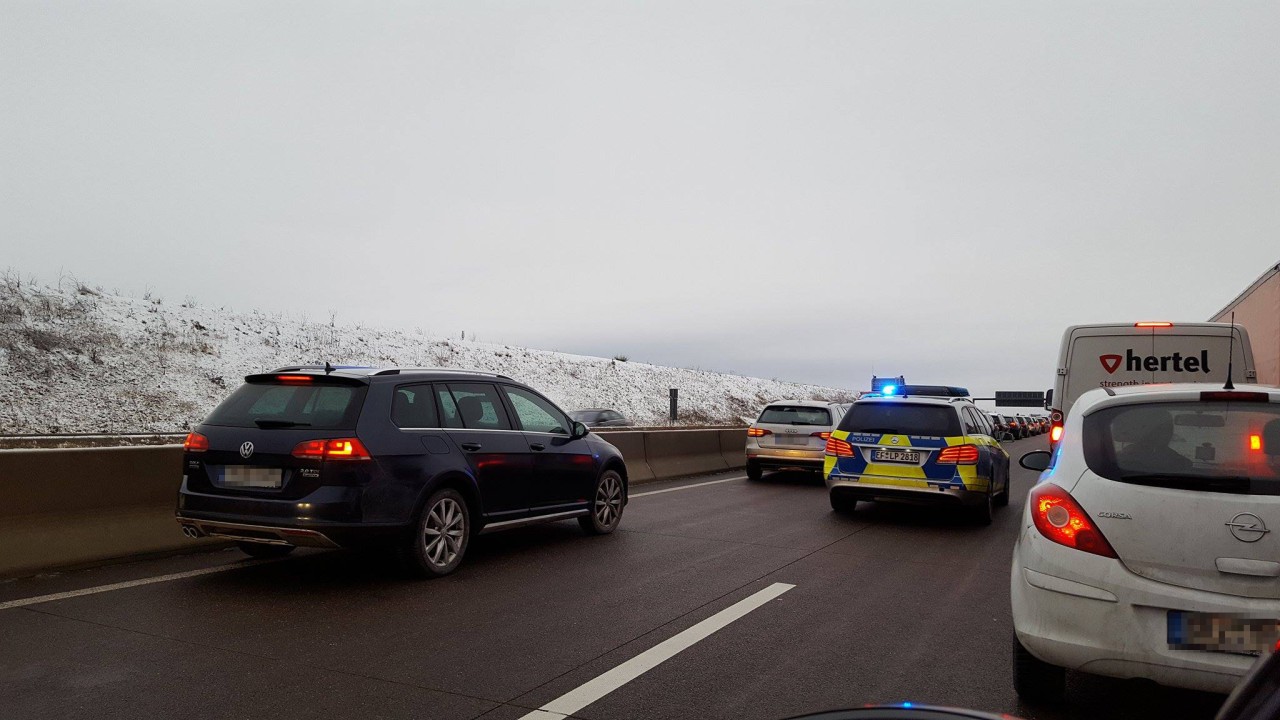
[371,368,513,380]
[269,365,374,373]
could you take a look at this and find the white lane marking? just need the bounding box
[0,559,283,611]
[631,475,745,498]
[519,582,795,719]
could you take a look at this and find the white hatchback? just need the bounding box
[1011,383,1280,702]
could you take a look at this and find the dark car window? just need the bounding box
[1083,401,1280,495]
[572,411,602,423]
[839,402,963,437]
[758,406,832,426]
[204,381,366,429]
[437,383,513,431]
[391,384,440,428]
[504,387,569,434]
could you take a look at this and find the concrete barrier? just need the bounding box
[642,429,731,479]
[0,446,221,579]
[0,429,746,578]
[717,429,748,469]
[593,430,655,483]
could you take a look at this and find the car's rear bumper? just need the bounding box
[746,448,824,470]
[177,478,404,547]
[1011,527,1278,694]
[825,472,988,506]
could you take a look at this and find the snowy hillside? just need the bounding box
[0,274,854,434]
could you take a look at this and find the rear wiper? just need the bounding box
[1118,473,1251,494]
[253,419,311,429]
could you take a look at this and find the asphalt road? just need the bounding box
[0,436,1232,720]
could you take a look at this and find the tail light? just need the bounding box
[292,438,371,460]
[1134,321,1173,328]
[747,427,772,437]
[812,431,832,441]
[275,374,314,383]
[937,444,979,464]
[183,432,209,452]
[1050,423,1064,444]
[825,437,854,457]
[1029,483,1117,558]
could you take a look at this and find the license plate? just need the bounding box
[776,435,810,446]
[221,466,283,489]
[872,449,920,464]
[1168,611,1280,656]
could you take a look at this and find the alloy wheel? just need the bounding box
[595,475,623,528]
[423,497,465,567]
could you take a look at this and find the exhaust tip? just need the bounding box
[181,526,200,539]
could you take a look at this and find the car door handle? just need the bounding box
[460,442,482,452]
[529,443,546,451]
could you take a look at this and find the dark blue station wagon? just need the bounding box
[176,367,628,577]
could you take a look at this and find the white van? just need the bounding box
[1047,322,1256,446]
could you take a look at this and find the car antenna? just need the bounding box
[1223,312,1236,391]
[325,361,334,375]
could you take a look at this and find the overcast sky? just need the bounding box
[3,2,1278,397]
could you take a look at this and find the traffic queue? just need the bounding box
[743,320,1278,710]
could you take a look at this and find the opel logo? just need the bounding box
[239,442,255,459]
[1225,513,1269,543]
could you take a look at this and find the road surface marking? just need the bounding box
[518,582,795,719]
[0,559,283,611]
[631,475,745,498]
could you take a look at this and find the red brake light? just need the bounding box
[1029,483,1117,558]
[937,444,979,464]
[1050,424,1064,443]
[1134,321,1173,328]
[275,375,313,383]
[183,432,209,452]
[812,431,832,441]
[825,437,854,457]
[292,438,371,460]
[1250,434,1263,452]
[747,427,772,437]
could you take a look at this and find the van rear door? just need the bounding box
[1062,325,1254,416]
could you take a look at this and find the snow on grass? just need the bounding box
[0,273,854,434]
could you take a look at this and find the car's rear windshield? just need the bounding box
[839,402,962,437]
[203,381,368,429]
[758,405,831,426]
[1083,401,1280,496]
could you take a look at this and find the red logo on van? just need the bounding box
[1099,355,1123,374]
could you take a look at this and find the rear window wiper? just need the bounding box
[253,419,312,429]
[1117,473,1252,494]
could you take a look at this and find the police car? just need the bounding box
[824,385,1011,524]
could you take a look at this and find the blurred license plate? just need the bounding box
[1168,611,1280,656]
[873,449,919,464]
[777,435,810,445]
[221,467,282,489]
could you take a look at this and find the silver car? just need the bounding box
[745,400,850,480]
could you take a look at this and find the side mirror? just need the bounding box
[571,421,590,439]
[1020,450,1052,472]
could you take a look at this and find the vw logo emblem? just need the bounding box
[890,437,900,445]
[1225,513,1269,543]
[239,442,255,459]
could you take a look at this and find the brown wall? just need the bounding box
[1211,263,1280,386]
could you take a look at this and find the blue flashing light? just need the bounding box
[901,702,914,708]
[883,385,898,395]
